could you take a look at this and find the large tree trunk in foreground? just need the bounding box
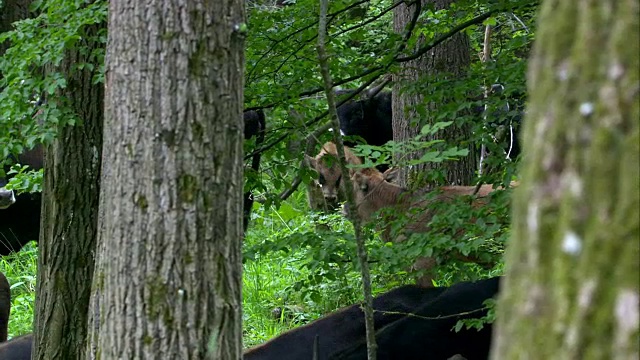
[392,0,476,188]
[492,1,639,358]
[32,22,104,360]
[91,0,245,358]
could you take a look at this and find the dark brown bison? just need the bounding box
[244,284,447,360]
[0,145,43,256]
[0,333,32,360]
[329,277,500,360]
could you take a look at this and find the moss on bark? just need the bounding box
[492,1,639,359]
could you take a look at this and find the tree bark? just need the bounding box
[492,1,639,358]
[91,0,245,358]
[32,22,104,360]
[392,0,476,188]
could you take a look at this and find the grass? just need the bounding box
[0,241,37,339]
[0,190,504,347]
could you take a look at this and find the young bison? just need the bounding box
[304,142,362,212]
[347,168,512,286]
[244,284,447,360]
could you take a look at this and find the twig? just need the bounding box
[317,0,377,359]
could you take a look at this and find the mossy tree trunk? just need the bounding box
[492,1,639,358]
[392,0,476,188]
[90,0,245,358]
[32,21,105,359]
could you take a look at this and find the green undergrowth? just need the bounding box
[0,241,37,339]
[0,188,506,347]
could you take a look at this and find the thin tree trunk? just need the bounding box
[31,20,104,360]
[91,0,245,358]
[392,0,476,188]
[492,1,639,358]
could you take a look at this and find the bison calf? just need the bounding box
[305,142,362,212]
[337,90,393,148]
[347,168,510,286]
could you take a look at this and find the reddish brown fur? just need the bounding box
[305,142,362,207]
[349,167,515,286]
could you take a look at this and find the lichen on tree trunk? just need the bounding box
[392,0,477,188]
[492,0,639,358]
[91,0,245,358]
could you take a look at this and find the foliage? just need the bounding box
[0,0,539,347]
[455,298,497,332]
[0,0,107,187]
[4,164,42,194]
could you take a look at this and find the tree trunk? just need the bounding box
[32,22,104,360]
[91,0,245,358]
[492,1,639,358]
[392,0,476,188]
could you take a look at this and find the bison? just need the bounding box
[329,276,500,360]
[244,284,447,360]
[304,142,362,212]
[243,109,267,232]
[336,90,393,148]
[346,167,511,286]
[0,145,43,256]
[0,333,32,360]
[0,272,10,343]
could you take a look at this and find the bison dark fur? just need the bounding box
[329,277,501,360]
[0,146,43,256]
[244,109,266,141]
[337,91,393,148]
[0,272,9,342]
[0,333,32,360]
[244,284,447,360]
[243,110,266,232]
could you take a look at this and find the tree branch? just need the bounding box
[317,0,377,359]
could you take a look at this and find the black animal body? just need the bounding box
[0,145,43,256]
[337,90,393,148]
[329,277,501,360]
[244,109,266,141]
[0,272,10,342]
[244,284,447,360]
[243,109,266,233]
[0,333,32,360]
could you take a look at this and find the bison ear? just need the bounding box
[382,167,399,183]
[304,154,317,169]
